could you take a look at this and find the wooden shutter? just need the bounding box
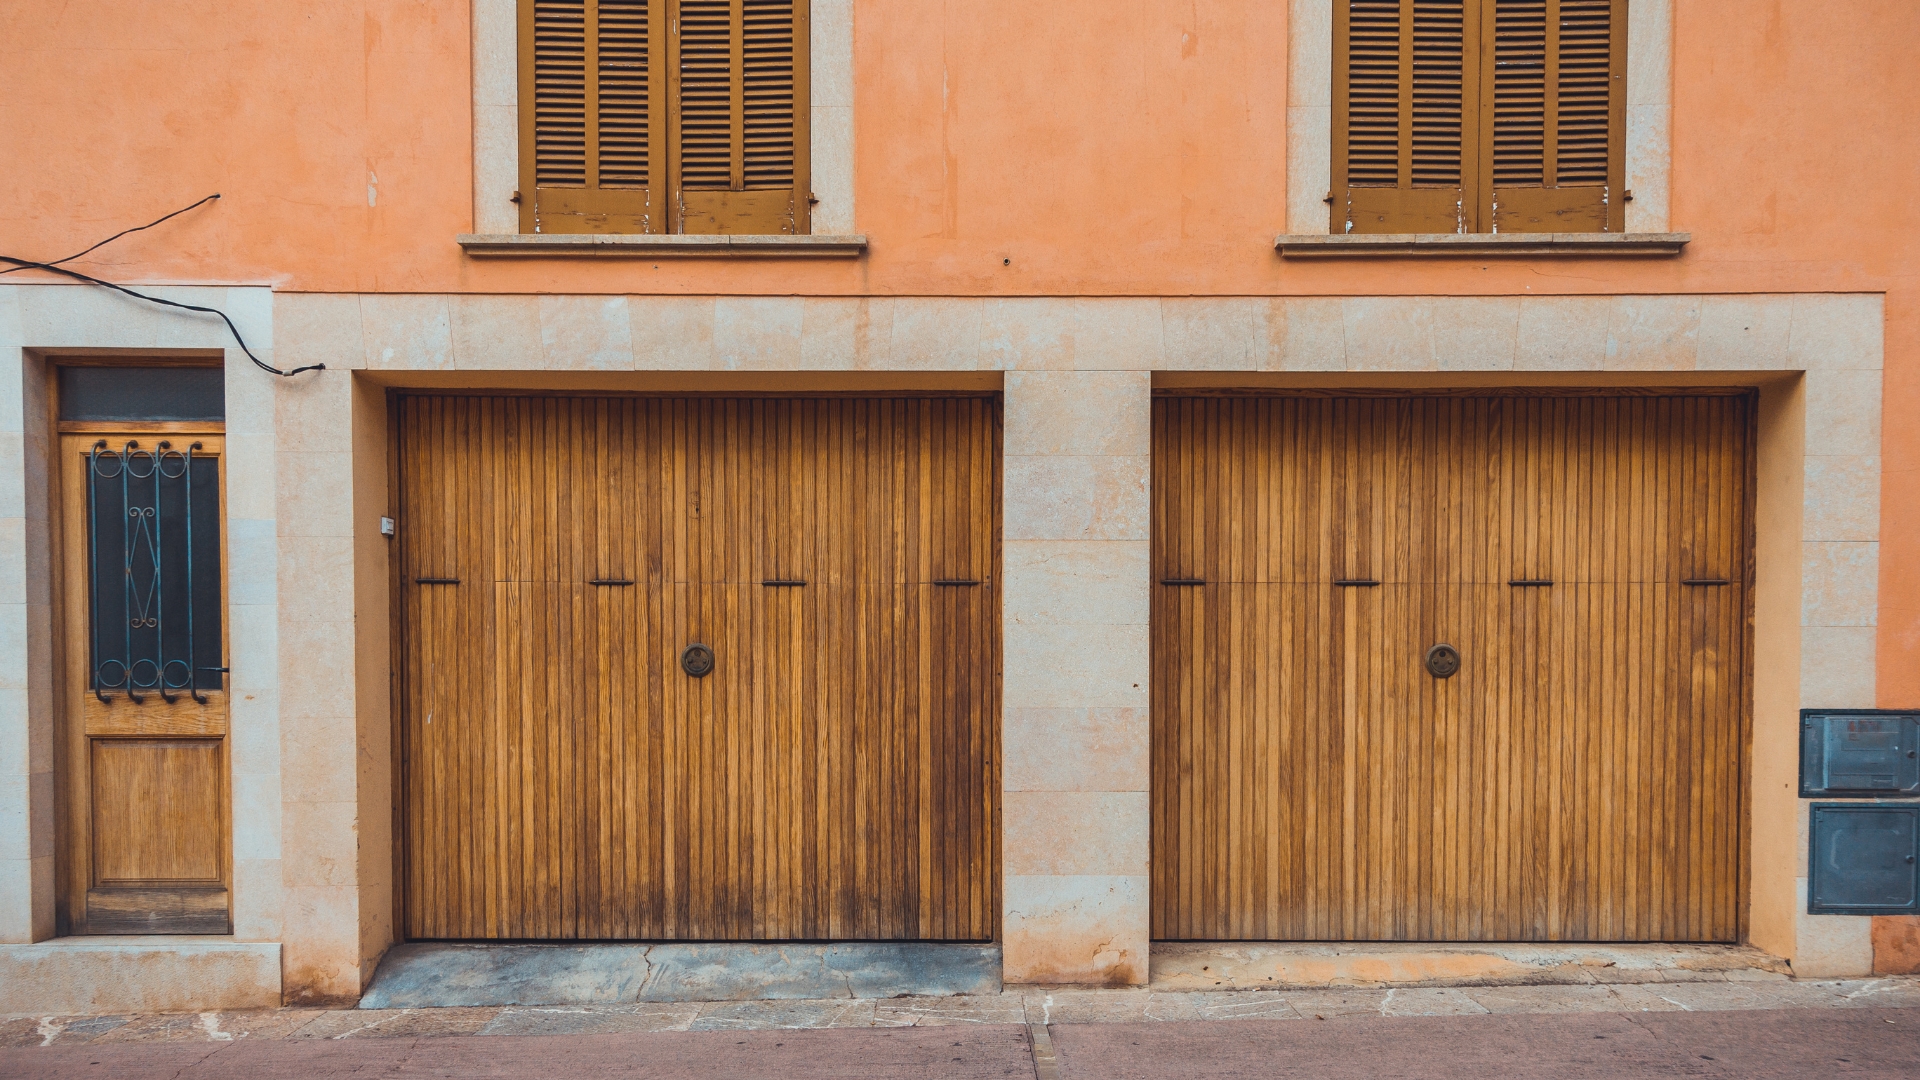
[518,0,668,234]
[1332,0,1482,233]
[1331,0,1623,233]
[670,0,811,234]
[1481,0,1626,232]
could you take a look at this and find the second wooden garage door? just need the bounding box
[396,395,1000,941]
[1152,393,1753,942]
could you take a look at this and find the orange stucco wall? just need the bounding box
[2,0,1917,695]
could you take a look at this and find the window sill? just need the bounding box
[1274,233,1690,258]
[456,234,869,259]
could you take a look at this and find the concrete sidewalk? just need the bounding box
[4,974,1919,1045]
[1,1006,1918,1079]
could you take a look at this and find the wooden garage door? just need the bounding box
[395,395,1000,941]
[1152,393,1753,942]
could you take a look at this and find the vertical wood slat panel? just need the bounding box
[396,395,998,941]
[1151,393,1752,942]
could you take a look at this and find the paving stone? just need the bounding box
[1280,989,1390,1019]
[360,943,1001,1008]
[1150,942,1790,992]
[872,994,1029,1027]
[1379,988,1490,1017]
[688,999,877,1030]
[1132,993,1209,1022]
[288,1006,501,1039]
[1648,967,1734,983]
[1823,978,1920,1009]
[1463,985,1627,1014]
[478,1004,701,1035]
[1596,984,1690,1012]
[1182,991,1303,1022]
[1048,1003,1920,1079]
[91,1009,325,1042]
[0,1017,52,1047]
[1649,981,1852,1012]
[1022,989,1156,1024]
[1719,967,1793,983]
[0,1014,134,1046]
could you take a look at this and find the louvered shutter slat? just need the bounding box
[1410,0,1465,186]
[521,0,663,233]
[1346,1,1402,187]
[598,0,652,187]
[1492,0,1546,186]
[742,0,796,189]
[533,1,588,188]
[677,0,734,190]
[1554,0,1612,184]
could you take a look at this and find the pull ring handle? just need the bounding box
[1425,643,1461,679]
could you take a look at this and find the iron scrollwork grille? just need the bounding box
[86,440,224,704]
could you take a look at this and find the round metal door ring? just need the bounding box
[1425,643,1461,679]
[680,643,715,678]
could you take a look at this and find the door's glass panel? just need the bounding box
[59,367,225,422]
[86,441,223,700]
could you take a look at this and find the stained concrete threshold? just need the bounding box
[359,943,1002,1009]
[1151,942,1793,991]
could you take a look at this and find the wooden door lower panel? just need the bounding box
[84,737,229,934]
[402,580,998,942]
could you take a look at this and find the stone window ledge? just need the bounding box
[457,234,868,259]
[1275,233,1690,258]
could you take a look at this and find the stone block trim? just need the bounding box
[0,939,281,1014]
[0,282,1890,1011]
[359,943,1002,1008]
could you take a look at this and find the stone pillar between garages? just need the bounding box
[272,361,392,1004]
[1000,370,1151,986]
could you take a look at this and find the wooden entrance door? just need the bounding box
[396,395,999,941]
[57,432,231,934]
[1152,394,1753,942]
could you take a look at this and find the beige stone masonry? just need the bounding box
[0,283,1888,1014]
[0,938,281,1014]
[279,293,1872,380]
[280,289,1880,982]
[1002,369,1152,986]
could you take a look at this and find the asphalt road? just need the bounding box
[0,1007,1915,1079]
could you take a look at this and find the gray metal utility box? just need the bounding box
[1808,804,1920,915]
[1800,710,1920,797]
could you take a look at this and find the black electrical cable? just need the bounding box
[0,193,223,276]
[0,195,322,378]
